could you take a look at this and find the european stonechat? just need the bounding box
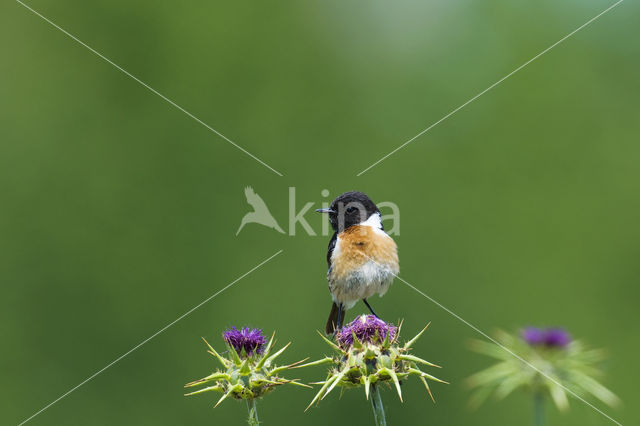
[316,191,399,334]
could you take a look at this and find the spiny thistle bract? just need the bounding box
[184,327,310,407]
[467,327,620,411]
[302,315,448,409]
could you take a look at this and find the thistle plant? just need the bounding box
[302,315,447,425]
[185,326,310,425]
[467,327,620,426]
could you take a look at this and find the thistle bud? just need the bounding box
[303,315,447,409]
[185,326,310,408]
[467,328,620,411]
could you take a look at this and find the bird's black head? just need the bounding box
[316,191,380,232]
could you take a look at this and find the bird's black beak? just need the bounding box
[315,208,335,214]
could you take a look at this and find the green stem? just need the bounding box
[370,384,387,426]
[246,399,259,426]
[533,392,544,426]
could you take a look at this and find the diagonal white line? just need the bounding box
[15,0,284,177]
[396,274,623,426]
[356,0,624,176]
[17,249,284,426]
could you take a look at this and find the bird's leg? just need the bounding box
[363,299,379,318]
[335,303,344,334]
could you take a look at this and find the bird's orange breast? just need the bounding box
[329,225,399,283]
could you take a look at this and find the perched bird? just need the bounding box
[317,191,399,334]
[236,186,285,235]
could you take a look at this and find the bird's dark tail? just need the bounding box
[325,302,345,335]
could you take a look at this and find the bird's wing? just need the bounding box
[244,186,269,211]
[327,232,337,268]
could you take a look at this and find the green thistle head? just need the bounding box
[184,327,310,407]
[467,328,620,410]
[302,315,448,410]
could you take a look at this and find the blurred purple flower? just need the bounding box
[521,327,546,345]
[521,327,571,348]
[222,326,267,357]
[544,328,571,347]
[336,315,397,348]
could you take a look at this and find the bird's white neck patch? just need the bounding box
[361,212,383,229]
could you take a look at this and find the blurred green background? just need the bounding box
[1,0,638,425]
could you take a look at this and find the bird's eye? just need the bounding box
[346,206,358,214]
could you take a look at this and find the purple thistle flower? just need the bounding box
[544,328,571,347]
[521,327,546,345]
[222,326,267,357]
[521,326,571,348]
[336,315,397,348]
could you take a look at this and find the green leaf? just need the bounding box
[364,347,377,360]
[409,367,448,384]
[394,319,404,343]
[468,385,494,409]
[293,357,334,369]
[184,372,229,388]
[571,372,620,407]
[547,381,569,411]
[263,342,291,368]
[268,358,309,376]
[403,323,430,350]
[239,358,251,375]
[283,379,313,389]
[306,375,338,411]
[352,331,363,349]
[493,329,519,348]
[323,369,346,399]
[466,362,516,388]
[398,354,440,368]
[419,375,435,402]
[255,333,276,369]
[184,385,223,396]
[202,338,228,368]
[316,330,341,352]
[467,339,513,361]
[227,344,242,365]
[494,374,527,400]
[263,332,276,356]
[386,368,403,402]
[363,375,372,400]
[213,386,236,408]
[382,329,391,349]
